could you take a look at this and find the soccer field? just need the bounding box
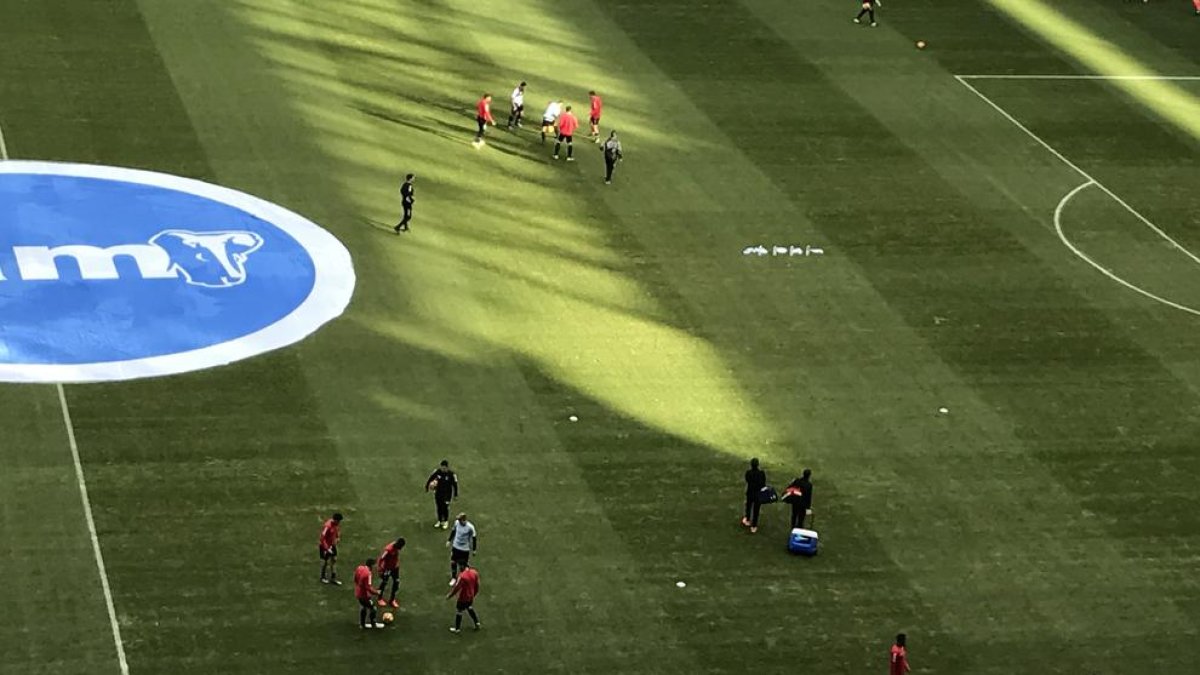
[1,0,1198,673]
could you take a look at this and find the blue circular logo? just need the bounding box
[0,162,355,382]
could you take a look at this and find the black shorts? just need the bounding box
[557,133,573,143]
[319,545,337,560]
[512,104,524,114]
[590,116,600,125]
[358,597,373,609]
[456,599,474,612]
[450,547,471,565]
[380,568,399,583]
[542,118,555,128]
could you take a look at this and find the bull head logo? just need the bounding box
[149,230,264,288]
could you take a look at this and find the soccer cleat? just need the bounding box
[474,623,482,631]
[442,522,450,530]
[320,577,329,584]
[750,526,758,534]
[740,517,751,527]
[567,157,575,162]
[434,521,442,528]
[553,154,559,160]
[374,622,386,629]
[604,180,611,185]
[853,17,860,23]
[361,624,373,630]
[449,627,461,634]
[331,579,342,586]
[390,599,400,609]
[377,599,388,607]
[449,578,457,586]
[871,22,878,26]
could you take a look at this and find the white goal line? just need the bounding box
[956,74,1200,81]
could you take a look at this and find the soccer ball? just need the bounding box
[381,612,394,623]
[916,40,927,49]
[427,479,438,490]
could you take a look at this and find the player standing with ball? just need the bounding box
[426,460,459,529]
[447,513,478,584]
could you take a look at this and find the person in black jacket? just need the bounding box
[426,460,459,529]
[783,469,813,529]
[742,458,766,533]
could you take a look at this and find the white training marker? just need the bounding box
[568,415,579,422]
[676,581,686,588]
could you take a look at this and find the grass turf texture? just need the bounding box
[0,0,1198,672]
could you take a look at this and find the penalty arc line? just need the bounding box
[953,75,1200,271]
[0,125,132,675]
[1054,181,1200,318]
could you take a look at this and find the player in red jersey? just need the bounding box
[446,565,481,633]
[473,93,495,146]
[318,512,343,585]
[1193,0,1199,15]
[553,105,580,161]
[376,537,406,608]
[890,633,910,675]
[588,90,603,142]
[354,558,385,629]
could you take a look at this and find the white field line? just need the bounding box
[0,125,131,675]
[1054,181,1200,318]
[958,74,1200,81]
[953,75,1200,270]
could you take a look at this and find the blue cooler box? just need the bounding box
[788,528,819,556]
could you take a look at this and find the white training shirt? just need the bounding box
[511,86,524,108]
[451,520,476,551]
[543,101,562,122]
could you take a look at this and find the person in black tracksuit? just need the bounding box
[601,131,623,185]
[784,469,813,529]
[742,458,766,533]
[393,174,415,234]
[426,460,459,529]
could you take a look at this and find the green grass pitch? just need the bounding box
[1,0,1198,673]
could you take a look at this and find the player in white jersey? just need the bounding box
[446,513,477,584]
[541,99,563,144]
[506,81,527,129]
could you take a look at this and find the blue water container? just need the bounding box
[788,528,819,556]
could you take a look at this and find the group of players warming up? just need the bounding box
[474,82,624,183]
[316,459,481,633]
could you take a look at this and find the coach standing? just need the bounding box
[742,458,766,533]
[393,173,415,233]
[602,131,623,185]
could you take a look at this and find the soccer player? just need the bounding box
[1193,0,1199,15]
[553,105,580,161]
[588,90,603,142]
[446,512,477,584]
[890,633,911,674]
[473,93,495,146]
[354,558,385,629]
[506,81,527,129]
[540,99,563,144]
[318,512,343,585]
[376,537,406,608]
[426,459,459,529]
[446,564,481,633]
[393,174,415,234]
[742,458,766,533]
[854,0,880,26]
[601,130,623,185]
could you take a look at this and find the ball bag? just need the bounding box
[788,528,819,556]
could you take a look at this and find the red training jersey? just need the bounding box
[558,112,579,137]
[319,519,340,550]
[890,645,910,675]
[590,94,602,118]
[477,97,494,123]
[354,565,373,600]
[378,543,401,572]
[455,568,480,602]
